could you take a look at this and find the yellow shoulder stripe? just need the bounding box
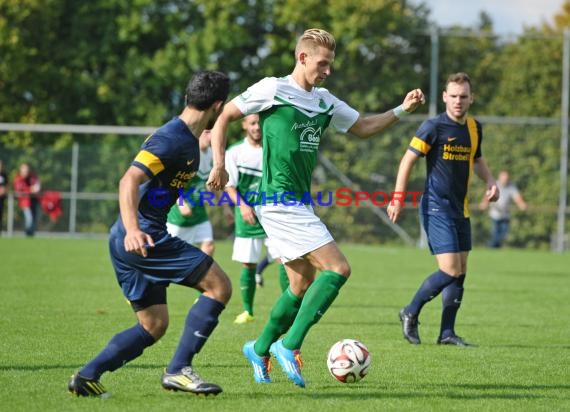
[409,136,431,155]
[134,150,165,176]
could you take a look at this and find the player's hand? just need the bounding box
[387,203,403,223]
[402,89,426,113]
[240,204,257,225]
[124,229,155,257]
[486,184,500,202]
[206,166,229,191]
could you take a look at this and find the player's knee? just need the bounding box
[141,318,169,340]
[214,275,232,304]
[439,266,462,277]
[331,261,351,278]
[201,264,232,304]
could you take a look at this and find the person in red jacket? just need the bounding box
[0,159,8,234]
[13,162,41,236]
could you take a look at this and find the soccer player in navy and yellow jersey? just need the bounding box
[68,71,231,397]
[388,72,499,347]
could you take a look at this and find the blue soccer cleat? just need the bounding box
[243,341,272,383]
[269,339,305,388]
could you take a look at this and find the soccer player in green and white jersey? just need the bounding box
[224,114,287,325]
[208,28,425,387]
[167,130,216,256]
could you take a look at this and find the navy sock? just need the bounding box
[80,323,155,380]
[166,295,225,374]
[406,269,457,315]
[256,255,270,275]
[440,274,466,338]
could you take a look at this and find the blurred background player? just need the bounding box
[224,114,284,324]
[479,169,527,248]
[167,129,216,256]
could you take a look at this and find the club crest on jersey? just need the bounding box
[299,126,322,152]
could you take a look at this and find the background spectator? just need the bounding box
[13,162,41,237]
[480,170,527,248]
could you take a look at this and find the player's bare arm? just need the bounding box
[177,200,193,217]
[387,150,420,223]
[474,157,500,202]
[208,102,244,190]
[348,89,426,138]
[225,186,256,225]
[118,165,155,257]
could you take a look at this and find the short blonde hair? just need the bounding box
[295,28,336,58]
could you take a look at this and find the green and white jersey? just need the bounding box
[226,138,266,238]
[232,75,359,203]
[167,147,212,227]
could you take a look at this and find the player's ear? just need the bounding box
[211,100,224,114]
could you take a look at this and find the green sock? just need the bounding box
[239,267,256,315]
[254,288,302,356]
[278,264,289,292]
[283,270,347,350]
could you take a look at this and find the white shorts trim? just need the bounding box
[254,204,333,263]
[166,221,213,245]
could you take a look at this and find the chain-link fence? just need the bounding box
[0,115,566,249]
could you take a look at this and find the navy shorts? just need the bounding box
[109,228,212,302]
[420,213,472,255]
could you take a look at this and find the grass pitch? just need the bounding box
[0,237,568,411]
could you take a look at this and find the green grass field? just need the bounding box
[0,237,569,411]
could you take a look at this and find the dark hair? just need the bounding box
[184,71,230,110]
[445,72,472,91]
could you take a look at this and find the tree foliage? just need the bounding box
[0,0,568,248]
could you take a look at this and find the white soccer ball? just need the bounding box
[326,339,371,383]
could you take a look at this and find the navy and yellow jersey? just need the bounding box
[166,147,213,227]
[114,117,200,235]
[408,112,482,218]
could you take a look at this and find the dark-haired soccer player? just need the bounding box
[68,71,232,397]
[388,72,499,347]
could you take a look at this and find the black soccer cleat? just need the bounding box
[399,308,421,344]
[68,373,110,398]
[437,334,475,347]
[162,366,223,396]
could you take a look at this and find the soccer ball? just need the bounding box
[326,339,371,383]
